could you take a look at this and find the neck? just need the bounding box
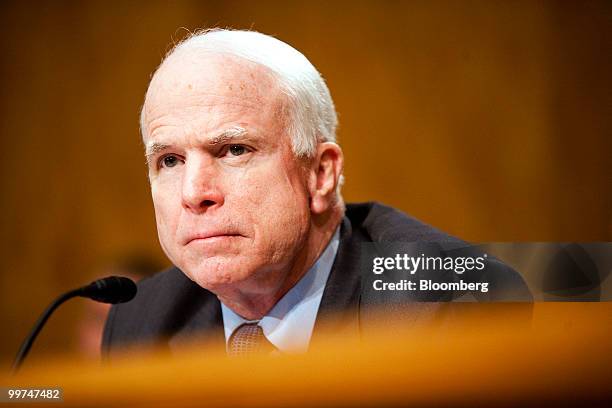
[218,204,344,320]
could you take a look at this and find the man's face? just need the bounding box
[142,51,312,295]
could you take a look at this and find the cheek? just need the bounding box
[151,183,181,247]
[237,164,310,242]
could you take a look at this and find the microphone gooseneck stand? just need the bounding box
[12,288,83,373]
[12,276,137,374]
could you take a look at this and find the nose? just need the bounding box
[181,154,224,213]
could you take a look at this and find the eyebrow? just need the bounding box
[144,126,249,163]
[144,142,171,164]
[209,126,248,145]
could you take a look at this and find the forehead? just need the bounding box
[143,49,287,136]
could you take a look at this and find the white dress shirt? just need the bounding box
[221,227,340,353]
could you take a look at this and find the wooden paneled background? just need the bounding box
[0,1,609,365]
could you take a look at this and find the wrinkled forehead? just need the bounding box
[142,49,288,136]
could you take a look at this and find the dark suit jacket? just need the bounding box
[102,202,532,358]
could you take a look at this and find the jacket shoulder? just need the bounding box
[346,201,463,243]
[102,267,206,355]
[345,202,532,301]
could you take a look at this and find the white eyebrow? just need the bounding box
[144,142,170,162]
[209,126,248,145]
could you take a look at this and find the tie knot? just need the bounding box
[228,323,276,356]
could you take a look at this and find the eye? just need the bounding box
[160,154,182,168]
[228,144,247,156]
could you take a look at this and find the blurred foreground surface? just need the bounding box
[2,302,610,407]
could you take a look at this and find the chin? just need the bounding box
[181,256,257,292]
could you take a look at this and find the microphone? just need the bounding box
[79,276,138,304]
[12,276,137,373]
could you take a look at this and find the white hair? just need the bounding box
[140,29,339,159]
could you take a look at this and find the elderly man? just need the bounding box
[103,29,530,357]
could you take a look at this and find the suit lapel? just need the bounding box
[166,274,225,353]
[311,216,364,345]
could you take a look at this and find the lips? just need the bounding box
[184,232,243,245]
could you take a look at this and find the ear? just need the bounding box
[308,142,344,214]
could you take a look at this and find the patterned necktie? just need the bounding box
[228,323,276,356]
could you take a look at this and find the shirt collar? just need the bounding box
[221,226,340,353]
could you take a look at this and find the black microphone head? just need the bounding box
[80,276,137,304]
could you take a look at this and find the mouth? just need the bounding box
[185,233,244,245]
